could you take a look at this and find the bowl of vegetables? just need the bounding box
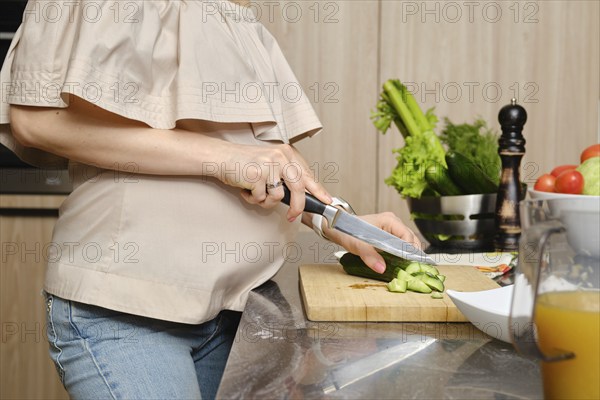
[372,79,502,251]
[532,144,600,196]
[529,144,600,258]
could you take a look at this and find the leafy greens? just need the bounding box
[439,118,501,185]
[372,79,501,198]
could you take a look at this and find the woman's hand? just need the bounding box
[323,212,422,273]
[219,143,332,222]
[10,100,329,224]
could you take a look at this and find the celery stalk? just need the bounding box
[382,80,420,138]
[395,80,432,132]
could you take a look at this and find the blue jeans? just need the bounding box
[44,292,241,400]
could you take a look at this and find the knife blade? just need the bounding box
[281,186,436,265]
[322,338,436,393]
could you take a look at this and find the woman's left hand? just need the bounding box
[322,212,422,274]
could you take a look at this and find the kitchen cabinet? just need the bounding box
[0,195,69,400]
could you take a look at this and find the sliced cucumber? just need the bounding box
[420,275,445,292]
[396,269,414,282]
[407,279,432,294]
[387,278,407,293]
[404,263,423,275]
[437,275,446,283]
[431,292,444,299]
[420,264,440,276]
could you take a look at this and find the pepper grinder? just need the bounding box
[494,98,527,251]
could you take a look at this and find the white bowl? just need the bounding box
[528,190,600,258]
[528,189,600,201]
[446,286,514,343]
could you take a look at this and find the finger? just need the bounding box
[344,236,385,273]
[262,185,285,208]
[304,178,333,205]
[376,212,421,250]
[391,223,421,250]
[356,244,386,273]
[331,229,387,274]
[240,189,260,205]
[284,180,305,221]
[250,182,268,204]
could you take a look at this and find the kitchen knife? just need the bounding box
[281,185,436,265]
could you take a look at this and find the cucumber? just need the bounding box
[340,252,412,282]
[387,278,407,293]
[425,163,464,196]
[445,151,498,194]
[407,279,432,294]
[340,252,445,295]
[420,264,440,276]
[396,269,414,282]
[404,263,422,275]
[431,292,444,299]
[421,275,445,292]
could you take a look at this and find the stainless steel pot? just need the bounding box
[407,194,496,251]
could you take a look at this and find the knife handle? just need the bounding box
[281,184,327,216]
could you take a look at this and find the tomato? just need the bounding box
[554,170,584,194]
[551,164,578,177]
[534,174,556,192]
[580,144,600,163]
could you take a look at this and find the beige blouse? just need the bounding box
[0,0,322,323]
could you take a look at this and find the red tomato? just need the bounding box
[534,174,556,192]
[580,144,600,163]
[551,164,578,177]
[555,170,584,194]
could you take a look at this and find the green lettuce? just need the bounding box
[385,130,446,198]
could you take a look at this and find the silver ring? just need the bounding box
[266,180,284,190]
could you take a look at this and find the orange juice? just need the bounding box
[535,291,600,400]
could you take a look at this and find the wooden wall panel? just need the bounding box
[1,196,69,400]
[377,0,600,234]
[256,0,381,213]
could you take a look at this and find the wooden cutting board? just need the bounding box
[299,264,499,322]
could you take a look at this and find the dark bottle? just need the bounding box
[494,98,527,251]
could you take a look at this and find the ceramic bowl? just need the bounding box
[527,190,600,258]
[446,286,514,343]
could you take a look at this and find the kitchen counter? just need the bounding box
[217,230,543,399]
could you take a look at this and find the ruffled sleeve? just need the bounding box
[0,0,322,168]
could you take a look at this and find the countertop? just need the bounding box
[217,229,543,399]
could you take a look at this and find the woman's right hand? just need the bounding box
[217,143,332,222]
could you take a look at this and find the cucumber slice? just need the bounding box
[396,269,414,282]
[387,278,407,293]
[420,264,440,276]
[437,275,446,283]
[404,263,422,275]
[407,279,432,293]
[421,275,445,292]
[431,292,444,299]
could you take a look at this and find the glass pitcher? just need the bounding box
[510,197,600,399]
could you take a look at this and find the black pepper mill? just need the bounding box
[494,98,527,251]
